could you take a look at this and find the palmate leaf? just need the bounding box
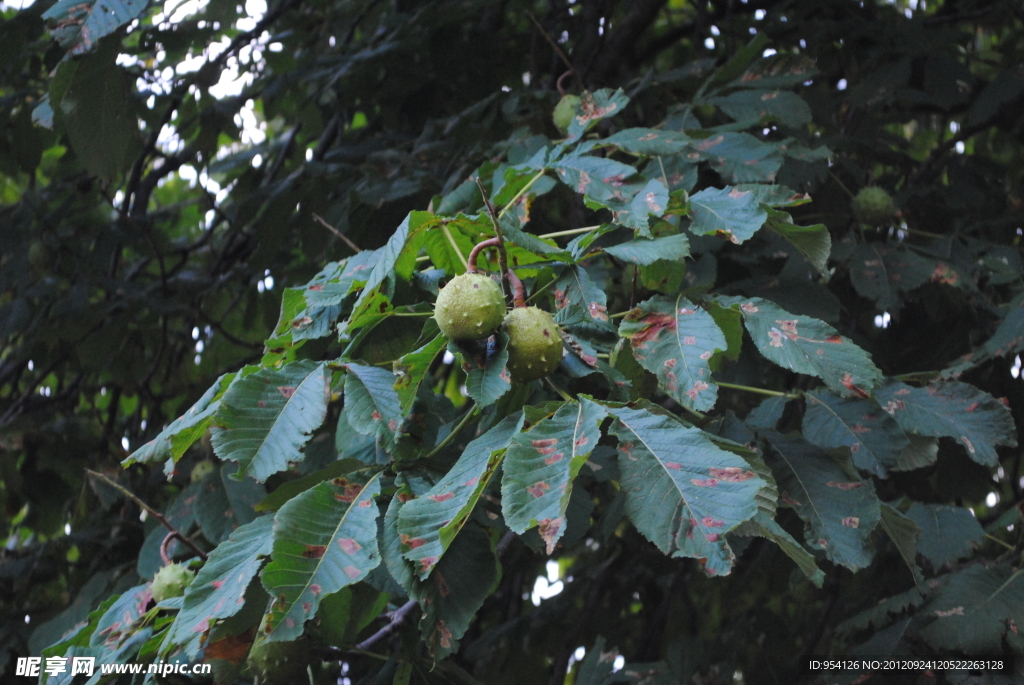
[733,512,825,587]
[344,363,404,448]
[802,389,910,478]
[553,155,641,207]
[847,244,944,311]
[260,472,382,641]
[905,502,984,569]
[876,380,1016,467]
[687,133,783,184]
[459,332,512,409]
[123,373,234,467]
[384,481,500,659]
[878,503,923,586]
[168,516,274,656]
[211,361,329,482]
[726,297,883,397]
[759,430,881,570]
[501,399,607,553]
[620,295,727,412]
[398,413,524,578]
[919,563,1024,653]
[554,265,612,327]
[348,212,432,322]
[601,127,689,156]
[765,213,831,277]
[393,334,446,415]
[606,404,765,576]
[566,88,631,142]
[688,186,768,244]
[603,232,691,265]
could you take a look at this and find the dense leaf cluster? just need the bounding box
[3,1,1024,683]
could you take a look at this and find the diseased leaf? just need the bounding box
[398,413,524,578]
[169,516,274,656]
[620,295,727,411]
[344,363,404,449]
[732,53,818,90]
[802,389,909,477]
[688,186,768,244]
[44,0,148,55]
[727,297,883,397]
[622,178,670,231]
[552,155,640,206]
[260,472,382,641]
[687,133,783,184]
[348,212,432,321]
[566,88,631,142]
[502,399,607,553]
[848,245,947,311]
[709,89,812,127]
[554,265,612,327]
[603,233,690,265]
[919,564,1024,653]
[876,380,1016,467]
[460,332,512,409]
[905,503,984,569]
[760,430,881,571]
[606,404,765,576]
[601,128,689,155]
[211,361,329,482]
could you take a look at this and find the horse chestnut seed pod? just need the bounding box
[503,306,564,383]
[434,272,506,342]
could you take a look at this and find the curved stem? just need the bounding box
[423,404,478,461]
[506,269,527,308]
[467,237,500,274]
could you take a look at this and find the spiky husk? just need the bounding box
[246,637,313,685]
[852,187,895,225]
[151,563,194,603]
[503,306,564,383]
[435,273,506,341]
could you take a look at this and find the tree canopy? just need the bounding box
[3,0,1024,683]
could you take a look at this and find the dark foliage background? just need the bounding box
[2,0,1024,683]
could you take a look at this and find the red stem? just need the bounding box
[467,237,500,274]
[506,269,527,308]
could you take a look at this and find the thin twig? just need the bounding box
[506,269,527,308]
[474,178,511,291]
[526,12,585,91]
[312,213,362,253]
[354,600,419,650]
[716,381,801,399]
[85,469,208,561]
[422,404,478,461]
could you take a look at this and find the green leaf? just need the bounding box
[501,399,607,553]
[43,0,148,55]
[875,380,1017,467]
[305,252,382,309]
[731,53,818,90]
[255,459,370,513]
[894,435,939,471]
[708,33,770,86]
[687,133,783,184]
[194,463,265,543]
[393,335,447,415]
[566,88,631,141]
[169,515,274,656]
[879,503,923,586]
[688,186,768,244]
[847,245,943,310]
[603,233,690,265]
[498,215,572,260]
[766,216,831,277]
[54,45,141,182]
[606,404,765,576]
[759,430,881,570]
[123,373,232,467]
[729,297,883,397]
[349,212,432,321]
[261,472,382,641]
[398,413,524,578]
[619,295,727,412]
[905,502,984,569]
[553,155,639,206]
[733,184,812,207]
[344,363,404,449]
[709,89,812,127]
[601,128,689,155]
[733,511,825,587]
[622,179,670,232]
[802,390,910,478]
[460,332,512,409]
[919,564,1024,653]
[211,361,329,482]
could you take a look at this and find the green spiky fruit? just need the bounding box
[150,563,194,603]
[435,272,506,341]
[852,187,895,225]
[246,636,313,685]
[553,94,580,133]
[503,306,564,383]
[190,460,216,483]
